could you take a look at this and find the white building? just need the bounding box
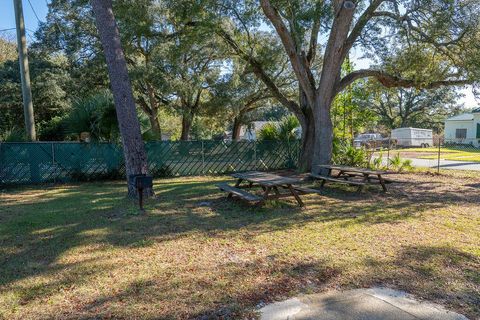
[444,107,480,147]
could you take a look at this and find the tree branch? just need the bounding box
[216,28,302,115]
[260,0,315,106]
[306,1,322,64]
[337,69,473,94]
[344,0,385,53]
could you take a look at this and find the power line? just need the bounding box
[27,0,42,23]
[0,28,17,32]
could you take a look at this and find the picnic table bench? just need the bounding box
[218,171,309,206]
[310,165,390,192]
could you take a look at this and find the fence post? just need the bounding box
[51,143,55,164]
[437,136,441,174]
[201,140,205,175]
[254,141,257,170]
[387,137,391,169]
[0,143,3,185]
[51,143,56,183]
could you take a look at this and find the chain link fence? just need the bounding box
[0,140,300,185]
[360,136,480,172]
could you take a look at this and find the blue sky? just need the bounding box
[0,0,49,40]
[1,0,477,108]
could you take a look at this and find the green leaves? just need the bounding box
[64,91,119,141]
[258,115,300,141]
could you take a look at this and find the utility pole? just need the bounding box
[13,0,36,140]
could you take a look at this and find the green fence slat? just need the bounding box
[0,140,301,185]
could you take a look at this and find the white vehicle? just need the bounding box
[391,127,433,147]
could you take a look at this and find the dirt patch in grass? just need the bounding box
[0,172,479,319]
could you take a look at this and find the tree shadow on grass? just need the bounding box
[66,258,341,319]
[356,245,480,319]
[190,245,479,320]
[0,175,478,318]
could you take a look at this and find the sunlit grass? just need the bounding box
[394,147,480,162]
[0,173,479,319]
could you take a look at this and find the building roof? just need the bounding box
[445,113,474,121]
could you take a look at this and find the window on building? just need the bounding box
[456,128,467,139]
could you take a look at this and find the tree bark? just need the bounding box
[232,116,242,141]
[297,111,315,171]
[311,1,355,168]
[146,82,161,138]
[180,113,192,140]
[295,88,315,171]
[91,0,153,198]
[148,113,161,138]
[312,96,334,170]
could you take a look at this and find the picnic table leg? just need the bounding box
[377,174,387,192]
[287,184,304,207]
[273,186,280,195]
[229,178,243,198]
[319,168,332,189]
[234,178,244,187]
[257,186,271,205]
[357,173,369,192]
[335,170,344,178]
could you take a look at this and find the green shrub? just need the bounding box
[333,139,368,167]
[278,115,300,141]
[258,123,279,140]
[0,127,26,142]
[38,116,67,141]
[64,91,119,141]
[258,115,300,141]
[389,153,414,172]
[370,151,386,170]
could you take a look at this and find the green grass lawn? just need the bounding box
[394,147,480,162]
[1,171,479,319]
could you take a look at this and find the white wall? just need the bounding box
[444,119,479,146]
[445,121,474,139]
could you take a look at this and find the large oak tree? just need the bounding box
[259,0,479,169]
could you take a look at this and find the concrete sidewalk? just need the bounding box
[260,287,468,320]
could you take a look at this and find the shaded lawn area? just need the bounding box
[0,170,479,319]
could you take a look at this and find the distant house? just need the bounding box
[240,121,278,140]
[444,107,480,147]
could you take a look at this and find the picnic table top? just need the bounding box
[316,165,387,175]
[231,171,299,186]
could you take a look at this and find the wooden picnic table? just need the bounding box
[217,171,306,206]
[311,165,389,192]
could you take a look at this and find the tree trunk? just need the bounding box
[297,112,315,172]
[180,113,192,141]
[296,88,315,171]
[148,114,161,138]
[312,96,334,170]
[232,116,242,141]
[146,83,161,138]
[91,0,152,198]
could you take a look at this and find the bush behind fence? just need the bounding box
[0,140,300,185]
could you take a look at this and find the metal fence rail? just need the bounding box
[0,140,300,185]
[362,137,480,172]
